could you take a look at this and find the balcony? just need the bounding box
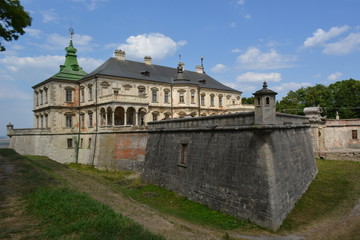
[98,93,149,105]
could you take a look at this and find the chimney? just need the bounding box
[144,56,152,65]
[114,49,126,60]
[195,65,204,74]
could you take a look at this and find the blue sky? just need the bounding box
[1,0,360,136]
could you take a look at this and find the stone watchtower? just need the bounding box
[253,81,278,124]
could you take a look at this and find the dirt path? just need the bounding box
[1,153,359,240]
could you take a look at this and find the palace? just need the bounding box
[31,38,253,137]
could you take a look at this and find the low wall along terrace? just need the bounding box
[144,112,317,230]
[8,128,148,171]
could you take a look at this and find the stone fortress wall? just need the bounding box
[143,112,317,230]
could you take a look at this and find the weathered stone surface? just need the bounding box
[143,114,317,230]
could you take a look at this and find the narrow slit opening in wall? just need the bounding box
[179,143,188,166]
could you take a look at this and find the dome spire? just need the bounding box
[51,29,87,81]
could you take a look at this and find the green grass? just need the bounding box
[69,163,258,231]
[26,187,164,240]
[0,149,164,240]
[70,159,360,233]
[279,159,360,231]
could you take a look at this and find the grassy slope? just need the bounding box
[69,159,360,233]
[0,149,164,240]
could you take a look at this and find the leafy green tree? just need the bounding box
[277,79,360,119]
[242,96,254,104]
[0,0,31,51]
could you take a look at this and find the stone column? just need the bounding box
[124,111,128,126]
[112,110,115,126]
[135,111,139,126]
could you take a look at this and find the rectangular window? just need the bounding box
[45,115,48,128]
[67,138,73,148]
[219,97,223,107]
[81,88,85,102]
[65,89,72,102]
[210,95,215,107]
[201,95,205,106]
[152,90,157,102]
[88,112,93,127]
[114,90,119,95]
[80,114,85,128]
[35,92,39,106]
[45,89,48,104]
[164,91,169,103]
[66,115,72,128]
[40,91,43,105]
[88,86,93,100]
[88,138,92,148]
[179,92,185,103]
[191,92,195,104]
[40,116,43,128]
[352,130,358,140]
[179,143,188,166]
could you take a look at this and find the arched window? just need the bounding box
[100,108,106,126]
[127,107,136,125]
[107,107,112,125]
[114,107,125,125]
[138,108,147,126]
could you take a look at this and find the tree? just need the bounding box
[242,96,254,104]
[0,0,31,51]
[277,79,360,119]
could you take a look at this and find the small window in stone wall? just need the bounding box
[67,138,73,148]
[80,138,83,148]
[266,97,270,105]
[88,138,92,148]
[179,143,188,166]
[352,130,358,139]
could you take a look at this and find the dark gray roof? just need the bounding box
[84,57,240,93]
[253,81,277,96]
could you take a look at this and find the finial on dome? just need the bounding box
[263,81,268,88]
[69,28,74,40]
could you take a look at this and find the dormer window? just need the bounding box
[140,71,150,76]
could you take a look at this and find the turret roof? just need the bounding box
[51,39,87,81]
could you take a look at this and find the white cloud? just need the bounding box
[323,33,360,55]
[41,9,58,23]
[0,55,103,83]
[36,33,96,52]
[272,82,312,92]
[118,33,186,61]
[327,72,343,81]
[73,0,109,11]
[303,25,350,48]
[26,28,42,39]
[232,48,241,53]
[211,64,228,73]
[237,47,296,70]
[237,72,282,83]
